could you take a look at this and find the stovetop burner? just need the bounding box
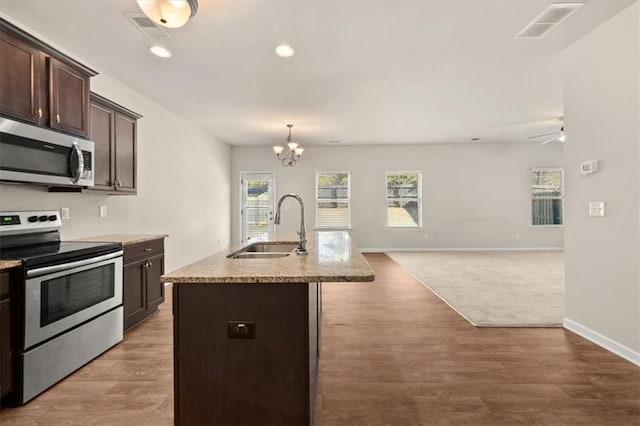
[0,210,122,269]
[0,240,122,269]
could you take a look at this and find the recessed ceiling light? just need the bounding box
[275,44,295,58]
[149,44,173,58]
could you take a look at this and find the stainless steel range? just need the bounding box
[0,210,123,403]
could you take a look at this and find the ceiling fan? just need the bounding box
[527,126,565,144]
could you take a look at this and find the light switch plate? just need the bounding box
[99,206,107,218]
[581,160,599,174]
[589,201,605,217]
[60,207,70,220]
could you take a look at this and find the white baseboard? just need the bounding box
[563,318,640,366]
[361,247,563,253]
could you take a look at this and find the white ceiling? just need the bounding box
[0,0,635,146]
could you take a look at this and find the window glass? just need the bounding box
[531,169,563,226]
[316,172,350,228]
[387,172,421,227]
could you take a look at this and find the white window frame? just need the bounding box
[386,171,422,228]
[530,168,564,228]
[315,171,351,229]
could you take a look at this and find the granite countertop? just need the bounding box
[74,234,168,245]
[0,234,167,270]
[161,230,375,284]
[0,260,22,271]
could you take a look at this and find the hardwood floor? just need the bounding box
[1,253,639,425]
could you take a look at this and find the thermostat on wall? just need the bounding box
[581,160,599,174]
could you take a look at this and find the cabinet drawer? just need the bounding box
[124,238,164,264]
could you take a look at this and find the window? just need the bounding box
[531,168,563,226]
[316,172,350,228]
[386,172,421,227]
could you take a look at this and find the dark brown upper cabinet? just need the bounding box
[0,31,43,125]
[89,93,142,194]
[49,58,90,137]
[0,19,96,138]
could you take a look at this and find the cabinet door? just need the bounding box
[0,30,43,125]
[146,255,165,312]
[89,100,116,191]
[123,259,147,331]
[0,270,16,403]
[114,113,137,193]
[49,57,89,137]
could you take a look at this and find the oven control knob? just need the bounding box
[38,215,48,222]
[28,215,38,223]
[48,215,58,221]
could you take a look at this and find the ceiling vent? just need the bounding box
[124,12,171,40]
[515,3,585,39]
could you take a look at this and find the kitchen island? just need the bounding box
[161,231,374,426]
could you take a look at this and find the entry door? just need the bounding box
[241,172,276,244]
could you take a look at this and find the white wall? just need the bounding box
[563,2,640,360]
[231,142,563,250]
[0,19,231,272]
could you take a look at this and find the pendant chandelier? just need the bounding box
[273,124,304,167]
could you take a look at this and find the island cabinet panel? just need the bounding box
[0,268,20,408]
[123,238,165,332]
[174,282,319,426]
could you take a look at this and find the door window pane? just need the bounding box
[246,179,271,242]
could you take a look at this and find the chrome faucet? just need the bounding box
[274,193,308,255]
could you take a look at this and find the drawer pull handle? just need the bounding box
[144,248,152,252]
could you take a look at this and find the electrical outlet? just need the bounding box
[227,321,255,339]
[60,207,70,220]
[589,201,605,217]
[99,206,107,218]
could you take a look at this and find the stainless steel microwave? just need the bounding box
[0,116,94,187]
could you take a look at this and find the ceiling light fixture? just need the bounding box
[275,44,295,58]
[137,0,198,29]
[149,44,173,58]
[273,124,304,167]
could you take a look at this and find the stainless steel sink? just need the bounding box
[227,242,299,259]
[230,252,291,259]
[242,242,299,253]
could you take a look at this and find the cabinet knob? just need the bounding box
[115,180,122,188]
[34,108,42,117]
[54,114,61,123]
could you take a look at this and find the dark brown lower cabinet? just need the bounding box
[123,238,165,332]
[0,268,19,408]
[173,282,320,426]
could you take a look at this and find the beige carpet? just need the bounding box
[385,251,564,327]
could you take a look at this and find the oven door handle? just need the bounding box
[26,250,124,278]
